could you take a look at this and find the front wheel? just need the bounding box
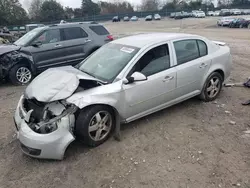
[199,72,223,102]
[75,105,115,147]
[9,64,33,85]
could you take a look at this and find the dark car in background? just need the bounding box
[229,18,250,28]
[0,22,113,85]
[112,16,120,22]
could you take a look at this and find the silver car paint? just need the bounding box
[14,33,232,159]
[15,95,75,160]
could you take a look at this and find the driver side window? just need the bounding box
[33,29,61,44]
[128,44,170,77]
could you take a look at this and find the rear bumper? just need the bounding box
[14,95,75,160]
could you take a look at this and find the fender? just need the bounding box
[0,51,36,78]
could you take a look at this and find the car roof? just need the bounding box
[112,33,199,48]
[45,22,101,29]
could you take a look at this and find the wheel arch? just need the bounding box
[201,67,225,89]
[76,103,121,125]
[9,57,36,75]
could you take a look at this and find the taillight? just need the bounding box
[107,35,114,41]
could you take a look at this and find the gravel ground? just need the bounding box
[0,17,250,188]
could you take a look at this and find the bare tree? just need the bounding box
[141,0,160,11]
[28,0,43,20]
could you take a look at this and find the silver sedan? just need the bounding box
[14,33,232,160]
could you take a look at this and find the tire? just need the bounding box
[240,24,243,28]
[199,72,223,102]
[9,64,33,85]
[75,105,115,147]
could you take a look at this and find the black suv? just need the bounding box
[0,22,113,85]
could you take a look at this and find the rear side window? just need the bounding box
[89,26,109,35]
[174,39,200,65]
[62,27,88,40]
[197,40,208,57]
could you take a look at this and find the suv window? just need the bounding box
[62,27,88,40]
[34,29,61,44]
[89,26,109,35]
[129,44,170,77]
[197,40,208,57]
[174,39,200,65]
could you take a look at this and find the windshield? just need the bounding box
[14,27,44,46]
[79,43,140,83]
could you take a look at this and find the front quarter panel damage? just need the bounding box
[67,80,124,116]
[0,51,34,79]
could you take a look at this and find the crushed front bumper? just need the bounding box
[14,95,75,160]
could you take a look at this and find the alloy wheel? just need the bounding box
[88,111,112,141]
[16,67,32,84]
[206,77,221,98]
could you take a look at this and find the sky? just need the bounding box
[20,0,218,10]
[20,0,141,10]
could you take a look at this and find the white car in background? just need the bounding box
[195,11,206,18]
[217,17,235,26]
[214,11,221,16]
[231,9,241,15]
[207,11,215,16]
[154,14,161,20]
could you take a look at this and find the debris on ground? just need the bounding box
[229,121,236,125]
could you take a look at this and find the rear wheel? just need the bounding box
[199,72,223,102]
[9,64,33,85]
[75,105,115,147]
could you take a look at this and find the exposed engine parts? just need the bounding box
[23,99,78,134]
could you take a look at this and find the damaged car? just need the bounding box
[0,22,113,85]
[14,33,232,160]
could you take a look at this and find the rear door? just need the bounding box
[172,39,211,97]
[61,27,92,65]
[26,28,66,71]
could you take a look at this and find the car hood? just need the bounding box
[25,66,102,103]
[0,44,20,56]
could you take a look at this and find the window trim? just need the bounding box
[172,38,208,66]
[61,27,88,41]
[196,39,208,57]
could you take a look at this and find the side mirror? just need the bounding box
[32,41,42,47]
[124,72,147,84]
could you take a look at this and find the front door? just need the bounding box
[122,44,177,121]
[25,28,66,71]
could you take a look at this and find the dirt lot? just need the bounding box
[1,17,250,188]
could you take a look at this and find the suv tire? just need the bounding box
[75,105,115,147]
[9,64,33,85]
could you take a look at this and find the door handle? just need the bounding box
[163,76,174,82]
[54,44,62,47]
[199,63,208,68]
[85,39,91,43]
